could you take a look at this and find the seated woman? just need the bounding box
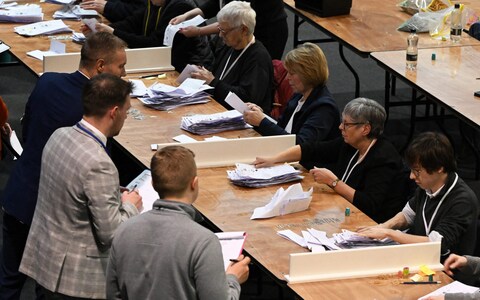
[191,1,273,114]
[254,98,409,223]
[243,42,340,145]
[82,0,214,71]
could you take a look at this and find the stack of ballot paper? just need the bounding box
[278,228,397,251]
[227,163,303,188]
[137,78,211,111]
[251,183,312,219]
[53,5,97,19]
[0,4,43,23]
[181,110,251,135]
[14,19,71,36]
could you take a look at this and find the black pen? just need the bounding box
[229,259,240,263]
[140,73,166,79]
[402,281,441,284]
[128,184,138,193]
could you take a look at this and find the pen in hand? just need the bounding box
[128,184,138,194]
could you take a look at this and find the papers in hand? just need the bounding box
[419,281,480,300]
[137,78,211,111]
[227,163,303,188]
[126,170,159,213]
[251,183,312,219]
[176,64,200,84]
[215,232,246,270]
[0,4,43,23]
[164,15,205,47]
[181,110,251,135]
[14,20,71,36]
[225,91,248,113]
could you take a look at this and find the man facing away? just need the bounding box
[0,32,128,300]
[19,74,142,299]
[106,145,250,300]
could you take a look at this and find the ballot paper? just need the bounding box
[53,5,97,19]
[215,232,247,270]
[0,4,43,23]
[419,281,480,300]
[176,64,200,84]
[0,42,9,54]
[45,0,74,5]
[251,183,312,219]
[129,79,148,97]
[82,17,97,33]
[126,170,159,213]
[276,230,325,252]
[138,78,212,111]
[163,15,205,47]
[14,19,71,36]
[181,110,251,135]
[10,130,23,160]
[225,91,248,113]
[26,40,65,61]
[332,229,397,248]
[227,163,303,188]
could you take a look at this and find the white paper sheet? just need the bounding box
[26,40,65,61]
[126,170,159,213]
[419,280,480,300]
[129,79,148,97]
[173,134,197,143]
[225,91,248,113]
[9,130,23,159]
[163,15,205,47]
[215,232,246,270]
[251,183,312,219]
[176,64,200,84]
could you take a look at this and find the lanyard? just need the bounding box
[422,173,458,234]
[76,122,109,156]
[341,139,376,183]
[219,37,255,81]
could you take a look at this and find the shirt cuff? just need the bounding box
[402,202,415,226]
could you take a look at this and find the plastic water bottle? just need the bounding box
[450,3,462,42]
[406,29,418,70]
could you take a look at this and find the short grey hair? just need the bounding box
[217,1,256,35]
[343,98,386,138]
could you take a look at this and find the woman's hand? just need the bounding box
[170,14,187,25]
[309,167,336,185]
[178,26,201,37]
[243,105,265,126]
[253,157,276,168]
[81,0,107,14]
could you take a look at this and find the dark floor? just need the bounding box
[1,8,480,300]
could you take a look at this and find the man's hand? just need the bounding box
[226,255,251,284]
[81,0,107,14]
[121,190,143,210]
[443,253,468,276]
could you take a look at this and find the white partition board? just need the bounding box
[155,135,296,168]
[285,241,443,283]
[43,47,174,73]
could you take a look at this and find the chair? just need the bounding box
[0,96,20,160]
[270,60,294,120]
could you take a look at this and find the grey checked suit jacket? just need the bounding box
[20,124,138,299]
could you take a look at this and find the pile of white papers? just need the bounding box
[251,183,312,219]
[14,19,71,36]
[278,228,397,252]
[227,163,303,188]
[332,229,397,248]
[138,78,211,111]
[53,5,97,19]
[181,110,250,135]
[0,4,43,23]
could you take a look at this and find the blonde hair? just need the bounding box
[284,42,329,88]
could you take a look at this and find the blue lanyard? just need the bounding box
[76,122,110,156]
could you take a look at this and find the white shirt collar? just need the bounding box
[79,119,107,146]
[425,184,445,199]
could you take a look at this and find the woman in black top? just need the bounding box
[254,98,410,223]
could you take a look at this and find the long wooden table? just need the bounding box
[0,3,454,298]
[283,0,480,97]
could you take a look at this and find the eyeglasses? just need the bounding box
[341,121,366,129]
[411,168,422,177]
[217,25,239,35]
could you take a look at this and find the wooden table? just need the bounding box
[283,0,480,97]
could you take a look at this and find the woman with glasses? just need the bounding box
[359,132,478,263]
[190,1,273,113]
[243,42,340,145]
[254,97,409,223]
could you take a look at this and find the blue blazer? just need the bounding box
[1,71,89,224]
[256,85,340,144]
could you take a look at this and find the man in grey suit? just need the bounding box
[19,74,142,300]
[106,146,250,299]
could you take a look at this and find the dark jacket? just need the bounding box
[255,85,340,144]
[112,0,214,71]
[103,0,145,23]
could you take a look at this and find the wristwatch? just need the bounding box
[331,178,340,189]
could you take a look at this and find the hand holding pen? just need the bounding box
[226,255,251,284]
[121,185,142,210]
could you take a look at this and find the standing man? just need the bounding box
[0,32,127,300]
[359,132,478,261]
[106,146,250,300]
[19,74,142,299]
